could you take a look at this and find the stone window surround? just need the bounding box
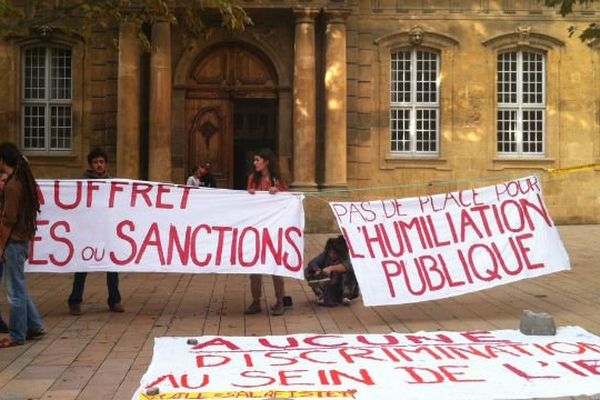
[7,35,84,161]
[374,27,458,171]
[390,48,440,155]
[496,49,546,156]
[22,44,73,152]
[482,30,564,171]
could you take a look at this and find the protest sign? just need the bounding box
[132,327,600,400]
[26,180,304,278]
[330,176,570,306]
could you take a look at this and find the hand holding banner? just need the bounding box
[330,176,570,306]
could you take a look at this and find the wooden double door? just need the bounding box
[185,43,278,189]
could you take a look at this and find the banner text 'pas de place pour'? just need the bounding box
[330,176,570,306]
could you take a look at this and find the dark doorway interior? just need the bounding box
[233,99,278,190]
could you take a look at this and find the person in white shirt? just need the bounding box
[186,166,201,187]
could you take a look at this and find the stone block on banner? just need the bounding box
[146,387,159,395]
[186,338,198,345]
[520,309,556,336]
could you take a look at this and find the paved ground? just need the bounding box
[0,225,599,400]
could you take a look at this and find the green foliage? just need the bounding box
[545,0,599,42]
[0,0,251,50]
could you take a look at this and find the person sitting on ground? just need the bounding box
[197,162,217,188]
[305,235,360,307]
[67,148,124,315]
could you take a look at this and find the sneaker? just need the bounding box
[0,319,8,334]
[244,301,262,315]
[342,297,354,306]
[109,303,125,313]
[270,302,285,316]
[68,304,82,316]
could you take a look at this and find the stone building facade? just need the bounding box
[0,0,599,229]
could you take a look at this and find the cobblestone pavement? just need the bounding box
[0,225,599,399]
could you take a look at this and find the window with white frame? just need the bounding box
[497,50,545,155]
[390,48,439,154]
[22,45,73,151]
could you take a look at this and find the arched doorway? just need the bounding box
[185,43,279,189]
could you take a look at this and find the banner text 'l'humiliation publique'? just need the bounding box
[329,175,570,306]
[26,176,569,306]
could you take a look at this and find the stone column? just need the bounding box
[291,8,319,191]
[148,20,172,182]
[323,10,349,189]
[117,22,141,179]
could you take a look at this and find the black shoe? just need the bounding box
[26,329,46,340]
[283,295,293,308]
[109,303,125,313]
[244,301,262,315]
[68,304,82,316]
[0,319,8,334]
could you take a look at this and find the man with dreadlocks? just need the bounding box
[0,142,45,348]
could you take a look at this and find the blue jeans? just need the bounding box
[68,272,121,307]
[4,241,44,343]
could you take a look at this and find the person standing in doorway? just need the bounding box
[244,148,288,316]
[187,163,217,188]
[0,142,45,347]
[67,148,124,315]
[186,165,201,187]
[198,162,217,188]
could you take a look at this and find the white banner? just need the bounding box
[132,327,600,400]
[26,180,304,278]
[330,176,570,306]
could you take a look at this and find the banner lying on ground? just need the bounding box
[330,176,570,306]
[132,327,600,400]
[25,180,304,278]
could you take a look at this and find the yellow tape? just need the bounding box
[139,389,357,399]
[546,163,600,174]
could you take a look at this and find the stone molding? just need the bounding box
[8,32,86,162]
[374,26,459,51]
[323,7,351,23]
[481,28,563,172]
[293,7,321,23]
[373,26,457,170]
[482,28,564,50]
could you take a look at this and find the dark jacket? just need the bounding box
[199,173,217,188]
[0,176,34,250]
[81,169,110,179]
